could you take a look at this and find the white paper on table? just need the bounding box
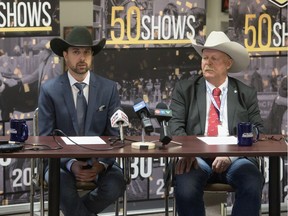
[61,136,106,145]
[197,136,237,145]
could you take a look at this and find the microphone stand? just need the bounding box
[170,140,183,146]
[109,136,137,145]
[141,127,145,143]
[131,128,156,149]
[109,125,137,145]
[159,139,183,150]
[159,122,182,148]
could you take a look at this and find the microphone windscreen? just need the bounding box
[156,102,168,109]
[110,107,129,127]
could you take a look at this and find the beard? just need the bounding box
[70,62,90,75]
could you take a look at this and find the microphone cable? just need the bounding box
[52,129,126,151]
[108,136,138,144]
[24,132,63,151]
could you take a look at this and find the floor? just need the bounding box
[3,192,287,216]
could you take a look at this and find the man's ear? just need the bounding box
[227,58,233,70]
[63,51,68,61]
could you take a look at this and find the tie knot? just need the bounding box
[74,82,86,92]
[213,87,221,96]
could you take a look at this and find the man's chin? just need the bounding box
[76,68,89,74]
[203,73,214,79]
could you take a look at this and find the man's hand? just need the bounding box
[3,78,18,87]
[71,160,105,182]
[175,157,198,175]
[212,157,231,173]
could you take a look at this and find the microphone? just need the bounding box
[133,98,153,134]
[131,98,155,150]
[110,107,129,143]
[154,102,172,145]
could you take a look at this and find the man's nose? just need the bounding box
[205,58,212,65]
[79,54,86,60]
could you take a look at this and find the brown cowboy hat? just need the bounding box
[192,31,250,72]
[50,26,106,57]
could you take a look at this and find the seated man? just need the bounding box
[169,31,264,216]
[38,26,125,216]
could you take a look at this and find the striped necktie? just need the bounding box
[74,83,87,136]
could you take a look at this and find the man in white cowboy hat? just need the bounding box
[38,26,125,216]
[169,31,264,216]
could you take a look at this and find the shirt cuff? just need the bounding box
[66,159,77,171]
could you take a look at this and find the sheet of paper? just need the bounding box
[61,136,106,145]
[197,136,237,145]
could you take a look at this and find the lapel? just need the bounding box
[84,73,101,134]
[60,73,79,134]
[227,78,238,134]
[196,77,206,133]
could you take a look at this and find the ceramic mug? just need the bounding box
[237,122,259,146]
[10,119,29,142]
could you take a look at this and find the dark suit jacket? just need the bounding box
[169,75,264,136]
[38,72,121,169]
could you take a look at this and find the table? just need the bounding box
[0,135,286,216]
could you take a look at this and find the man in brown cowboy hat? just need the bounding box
[38,26,125,216]
[169,31,264,215]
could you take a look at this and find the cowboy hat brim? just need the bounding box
[192,38,249,73]
[50,38,106,57]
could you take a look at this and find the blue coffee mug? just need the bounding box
[237,122,259,146]
[10,119,29,142]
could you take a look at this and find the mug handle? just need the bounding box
[21,123,29,141]
[252,125,259,142]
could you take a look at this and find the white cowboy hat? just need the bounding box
[192,31,250,72]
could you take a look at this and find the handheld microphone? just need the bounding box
[110,107,129,143]
[133,98,153,134]
[154,102,172,145]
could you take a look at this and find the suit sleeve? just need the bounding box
[236,84,264,134]
[246,89,264,133]
[38,82,56,136]
[103,82,121,137]
[99,82,121,166]
[169,81,188,136]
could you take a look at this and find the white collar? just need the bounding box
[68,71,90,87]
[205,77,228,93]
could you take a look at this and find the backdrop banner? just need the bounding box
[95,0,206,48]
[0,0,60,37]
[226,0,288,209]
[0,0,287,215]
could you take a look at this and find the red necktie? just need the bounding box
[207,88,221,136]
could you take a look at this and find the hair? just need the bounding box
[163,3,178,17]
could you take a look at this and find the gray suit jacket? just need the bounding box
[38,72,121,168]
[169,75,264,136]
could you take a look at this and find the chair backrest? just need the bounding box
[204,183,234,192]
[33,108,39,136]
